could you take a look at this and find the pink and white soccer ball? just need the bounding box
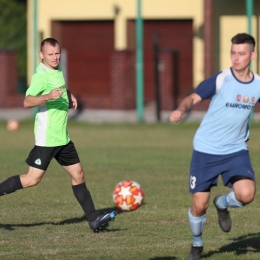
[113,180,145,211]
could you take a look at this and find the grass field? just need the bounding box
[0,120,260,259]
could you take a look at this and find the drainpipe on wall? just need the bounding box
[246,0,254,121]
[33,0,38,73]
[135,0,144,122]
[32,0,38,117]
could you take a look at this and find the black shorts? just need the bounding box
[26,141,80,171]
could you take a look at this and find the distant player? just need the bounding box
[170,33,260,259]
[0,38,116,232]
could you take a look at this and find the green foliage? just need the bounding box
[0,121,260,259]
[0,0,27,79]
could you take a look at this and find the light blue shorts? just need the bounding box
[189,149,255,193]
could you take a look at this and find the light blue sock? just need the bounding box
[216,191,243,209]
[226,191,244,208]
[215,195,228,209]
[188,208,206,247]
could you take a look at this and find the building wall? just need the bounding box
[24,0,260,112]
[213,0,260,73]
[27,0,204,87]
[0,51,24,108]
[220,16,257,71]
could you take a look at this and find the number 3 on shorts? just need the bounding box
[190,175,196,189]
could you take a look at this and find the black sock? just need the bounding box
[72,183,98,222]
[0,175,23,196]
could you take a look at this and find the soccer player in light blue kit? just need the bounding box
[170,33,260,260]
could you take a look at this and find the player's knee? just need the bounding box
[78,170,85,181]
[235,189,255,205]
[191,202,208,216]
[72,170,85,184]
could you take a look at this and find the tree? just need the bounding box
[0,0,27,81]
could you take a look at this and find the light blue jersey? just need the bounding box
[193,67,260,155]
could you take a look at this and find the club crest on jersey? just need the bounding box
[243,95,249,103]
[236,94,253,104]
[227,93,256,109]
[236,95,242,102]
[34,158,41,165]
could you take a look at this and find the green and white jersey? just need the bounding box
[26,63,70,147]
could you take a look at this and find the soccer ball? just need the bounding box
[6,119,20,132]
[113,180,144,211]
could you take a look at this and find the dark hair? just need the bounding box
[231,33,255,50]
[40,38,60,51]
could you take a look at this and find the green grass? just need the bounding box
[0,120,260,259]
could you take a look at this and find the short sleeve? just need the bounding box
[26,73,47,97]
[195,72,222,100]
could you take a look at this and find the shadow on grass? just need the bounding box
[149,257,177,260]
[202,232,260,258]
[0,206,126,232]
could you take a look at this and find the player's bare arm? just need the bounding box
[170,93,202,123]
[23,87,63,108]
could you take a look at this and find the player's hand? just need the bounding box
[48,87,63,100]
[169,110,184,123]
[70,93,78,110]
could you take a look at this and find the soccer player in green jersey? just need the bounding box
[0,38,116,232]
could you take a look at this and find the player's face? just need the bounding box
[230,43,256,73]
[39,43,61,70]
